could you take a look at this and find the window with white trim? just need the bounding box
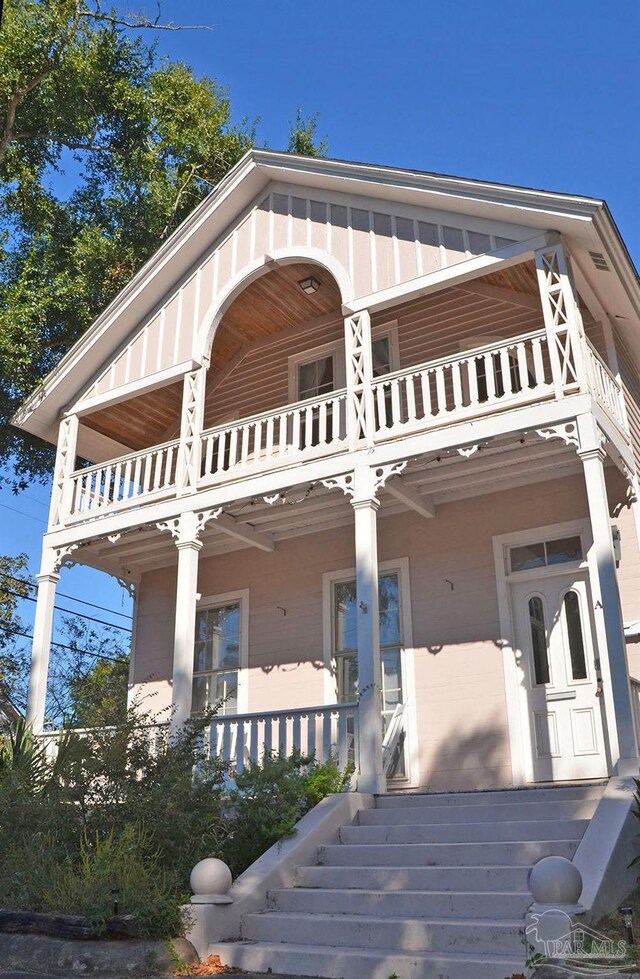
[192,599,245,715]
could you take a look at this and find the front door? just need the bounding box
[511,571,608,781]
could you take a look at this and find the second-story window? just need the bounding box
[297,354,335,401]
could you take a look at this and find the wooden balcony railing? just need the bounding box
[60,330,626,526]
[37,702,358,776]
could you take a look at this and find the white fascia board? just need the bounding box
[12,151,269,439]
[254,151,605,227]
[13,149,639,440]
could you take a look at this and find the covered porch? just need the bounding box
[30,428,640,793]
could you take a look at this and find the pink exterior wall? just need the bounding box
[131,469,640,790]
[77,186,534,409]
[203,286,607,429]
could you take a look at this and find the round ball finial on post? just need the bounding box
[190,857,233,905]
[529,855,583,909]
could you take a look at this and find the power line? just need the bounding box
[0,502,47,524]
[0,573,132,619]
[2,627,128,664]
[2,588,132,633]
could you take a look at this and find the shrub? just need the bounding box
[0,713,351,935]
[45,826,185,939]
[222,751,352,877]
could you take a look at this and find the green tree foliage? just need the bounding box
[0,1,326,489]
[0,554,31,705]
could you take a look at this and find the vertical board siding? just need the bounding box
[78,187,529,408]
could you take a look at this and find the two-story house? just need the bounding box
[14,150,640,796]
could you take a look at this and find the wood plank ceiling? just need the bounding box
[210,262,343,371]
[81,263,342,452]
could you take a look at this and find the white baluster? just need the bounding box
[265,416,275,458]
[483,352,497,401]
[142,453,152,495]
[241,424,250,464]
[321,710,332,763]
[337,708,348,770]
[451,360,464,409]
[152,451,163,490]
[249,717,259,764]
[292,712,301,754]
[499,347,512,396]
[228,426,239,469]
[307,712,316,758]
[318,401,327,444]
[435,365,447,415]
[304,405,313,449]
[406,375,417,423]
[278,413,288,456]
[420,369,432,418]
[203,435,214,473]
[132,454,143,498]
[216,430,227,471]
[375,383,387,429]
[516,342,529,390]
[390,378,401,428]
[292,409,301,452]
[467,357,479,407]
[532,336,546,386]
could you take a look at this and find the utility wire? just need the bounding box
[0,573,132,619]
[0,502,47,524]
[1,627,128,664]
[2,588,132,633]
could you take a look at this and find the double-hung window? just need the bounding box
[192,596,247,715]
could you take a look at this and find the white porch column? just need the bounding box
[48,414,79,528]
[170,534,202,732]
[176,364,208,496]
[535,239,587,397]
[577,417,639,774]
[344,310,375,450]
[351,465,385,794]
[25,567,60,732]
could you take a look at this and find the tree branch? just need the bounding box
[77,9,213,31]
[14,132,119,153]
[0,8,81,165]
[160,162,201,239]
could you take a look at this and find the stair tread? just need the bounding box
[282,887,530,896]
[246,910,525,927]
[212,938,525,963]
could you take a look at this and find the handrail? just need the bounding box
[372,329,548,386]
[382,702,406,776]
[584,337,622,390]
[70,438,180,480]
[202,388,348,439]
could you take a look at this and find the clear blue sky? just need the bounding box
[1,0,638,642]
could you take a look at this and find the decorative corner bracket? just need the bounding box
[535,423,580,449]
[321,473,356,498]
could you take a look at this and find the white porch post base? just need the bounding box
[170,538,202,732]
[25,569,60,732]
[352,467,385,795]
[578,419,639,773]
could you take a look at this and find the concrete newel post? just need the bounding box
[352,466,385,794]
[170,518,202,732]
[577,416,639,774]
[25,562,60,732]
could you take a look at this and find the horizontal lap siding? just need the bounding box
[131,472,637,790]
[382,288,546,368]
[204,316,344,427]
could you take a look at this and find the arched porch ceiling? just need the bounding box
[210,261,343,372]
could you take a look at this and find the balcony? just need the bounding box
[59,329,626,527]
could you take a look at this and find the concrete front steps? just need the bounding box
[209,783,604,979]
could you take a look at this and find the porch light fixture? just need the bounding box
[298,275,320,295]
